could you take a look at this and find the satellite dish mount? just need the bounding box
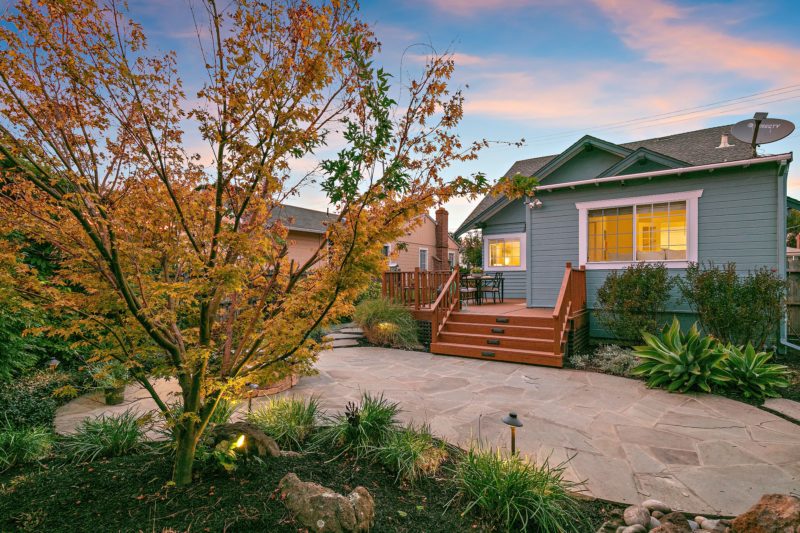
[750,112,769,157]
[730,112,795,157]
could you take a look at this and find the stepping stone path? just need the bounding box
[763,398,800,422]
[325,326,364,348]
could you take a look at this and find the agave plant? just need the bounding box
[721,343,790,400]
[632,318,729,393]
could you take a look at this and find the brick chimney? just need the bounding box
[435,207,451,270]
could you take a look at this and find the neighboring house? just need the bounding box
[384,207,460,271]
[455,124,793,338]
[271,205,336,267]
[274,204,459,271]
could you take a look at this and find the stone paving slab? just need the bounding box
[280,347,800,516]
[763,398,800,422]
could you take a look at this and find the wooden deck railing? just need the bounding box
[552,262,587,356]
[429,268,460,343]
[382,269,453,309]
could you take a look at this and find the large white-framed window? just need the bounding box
[419,247,428,271]
[483,232,526,271]
[576,190,702,270]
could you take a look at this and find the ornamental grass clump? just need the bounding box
[314,392,400,460]
[721,343,790,400]
[354,298,419,349]
[632,318,729,393]
[0,423,53,471]
[451,448,587,533]
[246,396,320,451]
[62,409,146,462]
[374,424,447,484]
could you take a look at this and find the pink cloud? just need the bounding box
[592,0,800,84]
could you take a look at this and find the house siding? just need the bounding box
[477,163,783,336]
[542,150,624,185]
[392,215,459,271]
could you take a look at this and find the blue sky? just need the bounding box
[135,0,800,229]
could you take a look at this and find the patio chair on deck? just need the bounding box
[482,272,504,304]
[459,275,478,305]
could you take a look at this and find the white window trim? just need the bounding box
[483,232,526,271]
[448,251,456,268]
[383,243,397,267]
[418,247,429,271]
[576,190,702,270]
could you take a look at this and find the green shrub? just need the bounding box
[451,448,587,532]
[569,345,638,376]
[374,424,447,484]
[0,423,53,471]
[596,262,674,342]
[314,392,400,459]
[354,279,382,306]
[62,410,146,462]
[354,298,418,348]
[722,343,790,400]
[632,318,729,393]
[0,371,82,429]
[678,262,785,349]
[246,396,319,451]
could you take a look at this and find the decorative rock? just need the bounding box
[621,526,647,533]
[695,517,706,526]
[652,511,665,519]
[730,494,800,533]
[596,519,623,532]
[688,520,698,531]
[624,505,651,527]
[660,512,693,532]
[208,422,280,458]
[698,519,718,530]
[278,473,374,533]
[652,526,692,533]
[650,516,662,529]
[642,499,672,514]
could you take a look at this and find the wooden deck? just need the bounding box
[382,264,587,367]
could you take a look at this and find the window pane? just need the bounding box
[634,201,686,261]
[589,207,632,262]
[489,240,502,267]
[504,239,521,266]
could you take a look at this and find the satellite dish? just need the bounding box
[731,117,795,144]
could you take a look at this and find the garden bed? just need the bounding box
[0,444,623,532]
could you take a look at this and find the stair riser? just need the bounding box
[443,322,552,338]
[430,343,563,367]
[437,333,553,352]
[449,313,552,328]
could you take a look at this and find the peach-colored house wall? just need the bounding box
[286,230,326,267]
[389,216,459,271]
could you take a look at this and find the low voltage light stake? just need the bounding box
[502,412,523,455]
[48,357,60,372]
[246,382,260,412]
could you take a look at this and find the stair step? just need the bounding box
[437,332,553,351]
[449,312,552,328]
[443,322,553,338]
[430,342,563,367]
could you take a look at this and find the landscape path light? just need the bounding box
[501,412,523,455]
[246,382,260,412]
[47,357,60,372]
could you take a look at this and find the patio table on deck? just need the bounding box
[462,275,494,305]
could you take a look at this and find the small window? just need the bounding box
[488,238,521,267]
[419,248,428,271]
[382,244,390,256]
[448,251,456,269]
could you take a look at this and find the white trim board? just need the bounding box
[483,232,526,271]
[576,190,702,269]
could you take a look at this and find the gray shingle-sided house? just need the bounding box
[453,124,793,345]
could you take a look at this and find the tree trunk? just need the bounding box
[173,424,199,486]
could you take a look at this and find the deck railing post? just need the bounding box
[414,267,421,310]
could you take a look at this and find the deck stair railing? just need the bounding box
[552,262,587,356]
[381,269,453,309]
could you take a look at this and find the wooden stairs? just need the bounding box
[430,311,563,367]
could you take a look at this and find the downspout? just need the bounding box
[525,196,533,307]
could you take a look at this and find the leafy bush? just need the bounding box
[678,262,785,349]
[569,345,638,376]
[88,360,130,389]
[0,423,53,471]
[596,262,674,342]
[374,424,447,484]
[314,392,400,459]
[354,298,418,348]
[632,318,729,393]
[62,410,146,462]
[0,371,83,429]
[246,396,319,451]
[722,344,790,400]
[354,278,382,306]
[451,448,587,532]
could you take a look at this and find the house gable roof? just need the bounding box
[529,135,632,182]
[271,204,336,234]
[455,124,760,236]
[597,147,689,178]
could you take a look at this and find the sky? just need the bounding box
[133,0,800,230]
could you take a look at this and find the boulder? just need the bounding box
[660,512,693,533]
[621,526,647,533]
[208,422,280,458]
[278,473,374,533]
[624,505,651,527]
[731,494,800,533]
[643,499,673,514]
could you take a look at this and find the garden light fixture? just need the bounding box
[501,412,523,455]
[246,382,260,412]
[47,357,60,372]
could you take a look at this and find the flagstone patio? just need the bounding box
[54,345,800,516]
